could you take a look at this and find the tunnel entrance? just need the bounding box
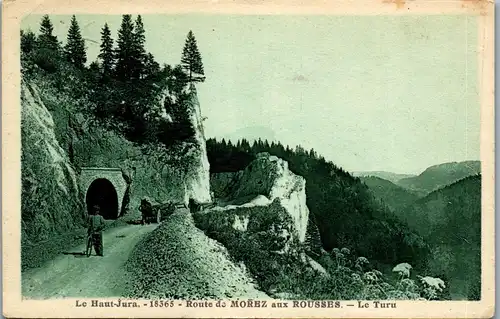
[86,178,119,220]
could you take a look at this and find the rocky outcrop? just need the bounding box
[196,197,299,253]
[208,153,309,243]
[123,86,211,208]
[21,80,83,245]
[210,172,242,199]
[182,85,212,204]
[195,153,310,258]
[194,155,330,296]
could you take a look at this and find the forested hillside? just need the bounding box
[360,176,421,211]
[400,175,482,299]
[21,15,206,152]
[206,138,430,268]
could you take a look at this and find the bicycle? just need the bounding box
[85,234,93,257]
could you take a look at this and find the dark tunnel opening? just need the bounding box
[86,178,119,220]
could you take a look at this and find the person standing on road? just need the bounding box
[87,204,105,256]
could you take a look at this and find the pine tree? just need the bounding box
[38,15,59,52]
[131,15,147,79]
[169,64,188,94]
[34,15,62,72]
[144,53,160,78]
[98,23,115,77]
[305,213,324,257]
[180,30,205,83]
[88,60,100,73]
[64,15,87,69]
[241,138,250,152]
[21,29,37,55]
[115,14,135,81]
[86,60,101,85]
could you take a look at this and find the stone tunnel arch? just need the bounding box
[80,167,128,220]
[85,178,119,219]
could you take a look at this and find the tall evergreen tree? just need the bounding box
[98,23,115,77]
[305,213,324,257]
[64,15,87,69]
[115,14,135,81]
[241,138,250,151]
[131,15,147,79]
[180,30,205,83]
[33,15,62,72]
[38,15,59,51]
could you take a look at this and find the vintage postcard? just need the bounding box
[2,0,495,318]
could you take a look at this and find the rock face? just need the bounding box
[21,80,83,245]
[69,84,211,211]
[196,197,298,253]
[126,86,211,208]
[182,85,212,204]
[210,153,309,243]
[196,153,310,257]
[210,172,240,199]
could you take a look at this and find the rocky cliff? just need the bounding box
[182,85,212,204]
[195,153,311,253]
[206,153,310,243]
[21,80,83,245]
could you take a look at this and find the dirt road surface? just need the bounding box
[22,224,157,299]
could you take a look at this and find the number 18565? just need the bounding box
[149,300,175,307]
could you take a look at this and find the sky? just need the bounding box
[21,14,480,175]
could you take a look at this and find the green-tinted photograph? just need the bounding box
[20,13,481,301]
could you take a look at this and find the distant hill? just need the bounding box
[353,171,416,184]
[360,176,421,211]
[396,161,480,194]
[398,174,481,300]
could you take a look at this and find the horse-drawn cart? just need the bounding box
[139,198,187,224]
